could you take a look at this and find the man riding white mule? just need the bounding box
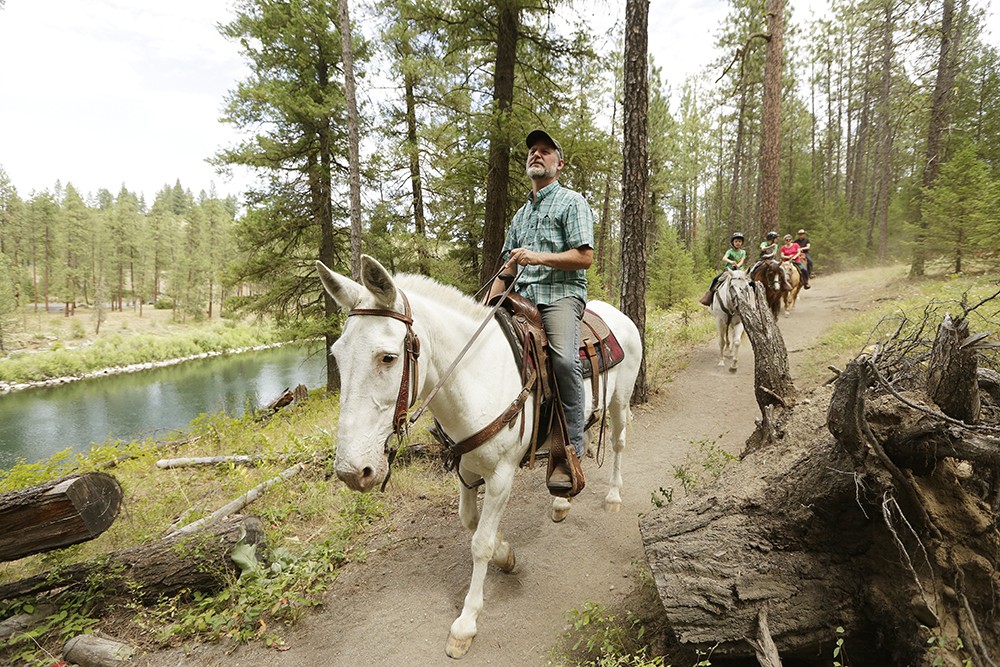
[315,254,641,659]
[487,129,594,496]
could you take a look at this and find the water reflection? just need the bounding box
[0,343,327,468]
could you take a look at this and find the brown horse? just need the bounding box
[750,259,786,320]
[781,259,803,315]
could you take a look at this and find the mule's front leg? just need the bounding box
[728,325,743,373]
[446,466,515,659]
[457,466,481,532]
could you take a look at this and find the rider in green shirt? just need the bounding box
[700,232,746,306]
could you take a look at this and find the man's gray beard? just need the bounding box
[526,164,556,180]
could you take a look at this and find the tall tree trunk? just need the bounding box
[873,1,894,260]
[759,0,785,239]
[309,49,338,393]
[339,0,363,281]
[404,64,430,276]
[597,77,620,278]
[620,0,649,404]
[480,1,519,285]
[728,86,748,237]
[849,56,873,221]
[911,0,958,277]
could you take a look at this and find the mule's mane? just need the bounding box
[394,273,491,321]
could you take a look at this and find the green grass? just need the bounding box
[0,391,452,664]
[797,268,999,385]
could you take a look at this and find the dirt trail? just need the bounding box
[140,267,897,667]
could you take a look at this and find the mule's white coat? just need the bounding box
[710,269,750,373]
[317,257,642,658]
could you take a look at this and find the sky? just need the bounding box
[0,0,997,204]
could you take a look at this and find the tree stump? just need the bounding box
[641,310,1000,665]
[0,473,124,562]
[0,514,266,602]
[735,281,796,453]
[926,313,980,423]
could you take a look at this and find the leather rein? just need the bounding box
[346,271,528,491]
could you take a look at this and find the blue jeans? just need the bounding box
[539,296,586,458]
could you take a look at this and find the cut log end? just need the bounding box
[0,473,124,562]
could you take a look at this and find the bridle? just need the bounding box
[347,292,420,491]
[716,272,742,320]
[344,269,524,491]
[347,291,420,437]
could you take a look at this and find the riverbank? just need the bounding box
[0,308,303,392]
[0,342,288,395]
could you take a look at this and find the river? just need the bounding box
[0,342,327,469]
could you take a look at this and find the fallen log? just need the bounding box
[0,473,124,562]
[156,455,258,469]
[0,603,57,641]
[63,634,135,666]
[0,514,265,602]
[639,382,869,659]
[641,310,1000,665]
[257,384,309,421]
[166,462,305,538]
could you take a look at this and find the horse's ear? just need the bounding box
[359,255,397,308]
[316,260,363,311]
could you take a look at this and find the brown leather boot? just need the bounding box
[699,291,713,306]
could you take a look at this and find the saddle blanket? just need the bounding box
[579,309,625,378]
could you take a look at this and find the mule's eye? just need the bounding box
[381,353,398,364]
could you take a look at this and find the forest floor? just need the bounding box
[135,265,907,667]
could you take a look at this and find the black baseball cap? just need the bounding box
[526,129,564,160]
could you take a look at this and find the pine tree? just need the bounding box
[216,0,367,390]
[0,251,18,352]
[923,144,995,273]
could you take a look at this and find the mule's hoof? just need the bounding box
[717,360,725,367]
[728,366,738,374]
[446,634,474,659]
[492,545,516,573]
[604,499,622,513]
[551,497,572,523]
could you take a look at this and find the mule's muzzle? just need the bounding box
[335,457,387,493]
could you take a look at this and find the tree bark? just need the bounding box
[0,473,123,562]
[403,61,430,275]
[620,0,650,404]
[911,0,959,277]
[642,323,1000,665]
[926,313,980,423]
[479,0,519,285]
[735,282,795,452]
[759,0,785,238]
[63,634,135,666]
[871,0,894,259]
[0,515,266,602]
[639,388,866,659]
[338,0,363,281]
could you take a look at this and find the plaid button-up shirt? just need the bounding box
[502,181,594,305]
